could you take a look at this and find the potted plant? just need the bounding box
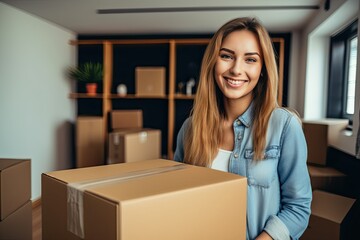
[68,62,103,95]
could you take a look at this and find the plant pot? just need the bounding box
[86,83,97,95]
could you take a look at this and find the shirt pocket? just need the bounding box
[244,146,280,188]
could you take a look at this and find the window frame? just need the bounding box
[327,20,358,125]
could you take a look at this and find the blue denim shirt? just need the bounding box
[174,104,312,240]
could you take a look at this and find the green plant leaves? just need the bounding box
[68,62,103,83]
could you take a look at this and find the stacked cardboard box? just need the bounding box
[301,119,358,239]
[302,119,348,166]
[0,159,32,240]
[76,117,104,168]
[307,165,348,195]
[42,159,247,240]
[108,110,161,164]
[301,190,359,240]
[108,129,161,164]
[111,110,143,130]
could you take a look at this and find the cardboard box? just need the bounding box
[301,190,358,240]
[42,159,247,240]
[308,165,347,194]
[135,67,166,96]
[0,200,32,240]
[111,110,143,130]
[302,119,348,165]
[76,117,104,168]
[108,129,161,164]
[0,159,31,220]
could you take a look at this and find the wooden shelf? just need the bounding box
[174,94,195,100]
[69,93,103,99]
[109,94,168,99]
[69,93,169,100]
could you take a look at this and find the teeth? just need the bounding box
[227,78,242,85]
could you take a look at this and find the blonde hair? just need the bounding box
[184,17,279,166]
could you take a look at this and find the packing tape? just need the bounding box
[67,163,187,238]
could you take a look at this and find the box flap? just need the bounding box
[0,159,29,171]
[311,190,356,223]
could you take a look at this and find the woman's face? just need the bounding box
[215,30,263,103]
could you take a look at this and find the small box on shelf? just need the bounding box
[135,67,166,97]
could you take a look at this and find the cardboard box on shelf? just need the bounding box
[0,158,31,220]
[111,110,143,130]
[301,190,358,240]
[0,200,32,240]
[108,129,161,164]
[76,117,104,168]
[135,67,166,96]
[42,159,247,240]
[308,165,348,195]
[302,119,348,166]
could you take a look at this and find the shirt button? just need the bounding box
[237,134,242,140]
[234,153,239,158]
[236,119,241,125]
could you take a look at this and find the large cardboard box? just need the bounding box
[0,200,32,240]
[110,110,143,130]
[302,119,348,166]
[76,117,104,168]
[108,129,161,164]
[42,159,247,240]
[0,158,31,220]
[135,67,166,96]
[301,190,358,240]
[308,165,347,195]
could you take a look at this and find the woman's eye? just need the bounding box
[220,54,233,60]
[246,58,257,63]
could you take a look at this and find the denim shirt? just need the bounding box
[174,104,312,240]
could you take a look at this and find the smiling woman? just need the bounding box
[174,17,312,240]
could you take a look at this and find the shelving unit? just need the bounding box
[70,36,285,160]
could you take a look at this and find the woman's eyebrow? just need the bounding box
[245,52,261,57]
[220,48,261,57]
[220,48,235,54]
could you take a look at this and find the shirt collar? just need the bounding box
[237,102,254,128]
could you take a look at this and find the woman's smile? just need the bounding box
[223,76,249,88]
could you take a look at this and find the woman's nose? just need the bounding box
[229,59,243,76]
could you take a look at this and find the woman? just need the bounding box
[174,17,312,240]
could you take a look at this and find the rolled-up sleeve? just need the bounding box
[265,116,312,240]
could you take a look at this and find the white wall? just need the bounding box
[0,3,76,200]
[296,0,359,155]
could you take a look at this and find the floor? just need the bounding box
[32,202,41,240]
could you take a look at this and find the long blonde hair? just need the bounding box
[184,17,279,166]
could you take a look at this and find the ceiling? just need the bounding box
[2,0,325,35]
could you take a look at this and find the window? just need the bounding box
[327,20,358,125]
[345,36,357,115]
